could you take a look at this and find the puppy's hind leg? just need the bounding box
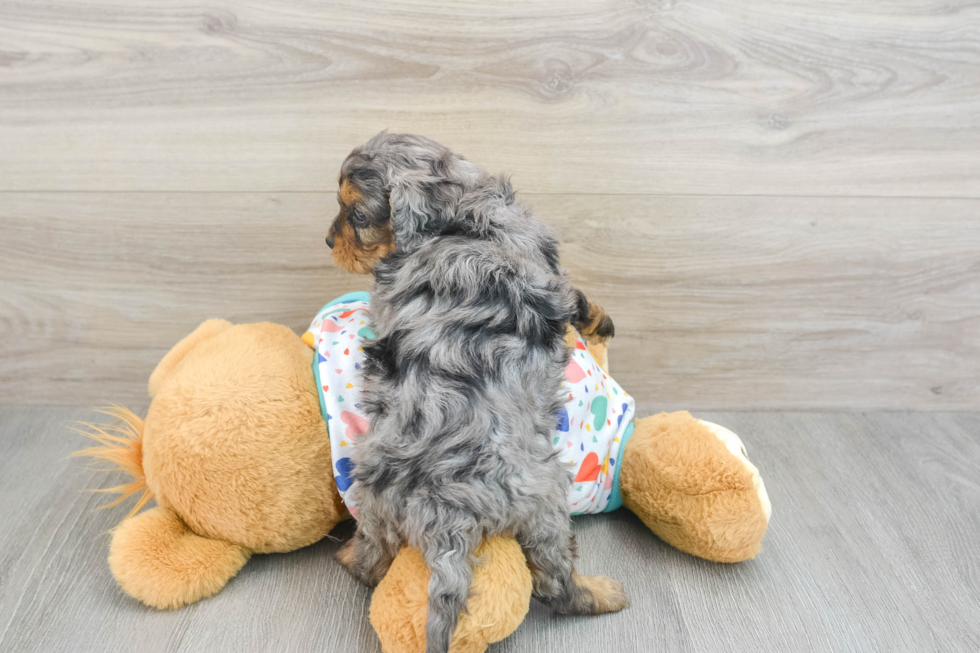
[516,506,628,616]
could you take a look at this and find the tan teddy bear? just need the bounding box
[78,304,769,652]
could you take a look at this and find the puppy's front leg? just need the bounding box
[336,528,394,588]
[571,289,615,344]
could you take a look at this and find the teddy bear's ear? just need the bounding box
[149,319,233,398]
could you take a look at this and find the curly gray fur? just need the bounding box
[335,132,627,653]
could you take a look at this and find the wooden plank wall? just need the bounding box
[1,1,978,409]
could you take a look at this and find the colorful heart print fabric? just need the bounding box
[306,294,636,516]
[306,295,373,519]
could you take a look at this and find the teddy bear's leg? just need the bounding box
[109,506,250,609]
[370,537,532,653]
[620,412,770,563]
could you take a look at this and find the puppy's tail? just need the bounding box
[422,523,478,653]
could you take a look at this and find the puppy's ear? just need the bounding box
[387,181,438,252]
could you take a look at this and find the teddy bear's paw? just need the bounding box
[109,506,250,609]
[698,420,772,522]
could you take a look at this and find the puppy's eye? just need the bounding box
[348,209,367,228]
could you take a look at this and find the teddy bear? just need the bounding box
[78,293,770,653]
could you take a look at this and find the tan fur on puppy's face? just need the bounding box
[339,179,361,205]
[330,220,395,275]
[328,178,395,274]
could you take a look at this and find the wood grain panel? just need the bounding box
[546,194,980,411]
[2,192,977,409]
[1,1,978,195]
[2,408,979,651]
[0,192,369,406]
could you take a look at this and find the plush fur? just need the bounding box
[327,133,626,653]
[78,316,769,650]
[109,506,250,610]
[141,321,344,553]
[148,318,233,397]
[78,320,347,609]
[370,537,532,653]
[621,412,771,563]
[73,406,152,517]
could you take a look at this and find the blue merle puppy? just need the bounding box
[325,132,625,653]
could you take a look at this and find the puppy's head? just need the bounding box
[326,157,396,275]
[326,132,473,274]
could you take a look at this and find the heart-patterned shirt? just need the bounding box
[305,292,636,517]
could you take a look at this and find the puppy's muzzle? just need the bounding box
[325,235,335,249]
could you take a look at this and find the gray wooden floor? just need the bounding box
[1,407,978,652]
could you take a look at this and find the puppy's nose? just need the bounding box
[325,235,335,249]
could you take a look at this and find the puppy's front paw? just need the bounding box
[574,573,629,614]
[336,537,391,588]
[336,539,357,574]
[573,295,615,344]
